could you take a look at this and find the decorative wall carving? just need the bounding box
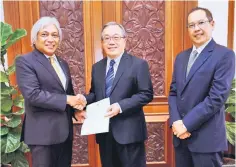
[72,124,88,164]
[40,1,87,164]
[40,1,85,94]
[146,122,165,162]
[123,1,165,96]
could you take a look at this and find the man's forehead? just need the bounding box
[188,10,207,22]
[103,25,122,34]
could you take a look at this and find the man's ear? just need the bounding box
[211,20,215,29]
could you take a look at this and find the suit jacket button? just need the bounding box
[181,113,185,117]
[181,97,184,100]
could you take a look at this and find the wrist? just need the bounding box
[66,95,71,105]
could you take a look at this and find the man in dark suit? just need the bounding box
[168,7,235,167]
[78,22,153,167]
[16,17,86,167]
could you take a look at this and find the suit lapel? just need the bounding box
[57,56,70,90]
[181,40,215,94]
[109,53,128,96]
[179,49,192,93]
[101,58,107,98]
[33,49,64,90]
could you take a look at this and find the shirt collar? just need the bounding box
[107,52,124,65]
[44,54,57,62]
[192,38,212,54]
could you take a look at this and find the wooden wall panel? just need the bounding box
[228,0,235,50]
[122,1,165,97]
[145,114,172,167]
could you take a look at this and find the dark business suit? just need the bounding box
[16,49,75,167]
[169,39,235,167]
[85,52,153,167]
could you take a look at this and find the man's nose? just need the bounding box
[47,35,55,42]
[193,24,201,31]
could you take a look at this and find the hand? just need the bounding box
[104,103,120,118]
[74,110,87,123]
[74,94,87,110]
[67,95,81,108]
[172,120,187,137]
[179,132,191,139]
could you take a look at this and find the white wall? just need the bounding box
[0,0,7,71]
[0,0,4,22]
[198,0,229,47]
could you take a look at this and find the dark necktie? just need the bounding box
[105,60,115,97]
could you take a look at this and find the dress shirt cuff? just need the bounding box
[117,103,123,113]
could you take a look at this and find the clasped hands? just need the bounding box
[67,95,120,123]
[172,120,191,139]
[67,94,87,123]
[67,94,87,110]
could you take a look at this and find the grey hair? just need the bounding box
[31,16,62,46]
[101,22,127,40]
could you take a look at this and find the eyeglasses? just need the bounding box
[187,20,211,29]
[102,35,125,43]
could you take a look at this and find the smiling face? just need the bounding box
[34,24,60,56]
[187,9,214,48]
[102,25,126,59]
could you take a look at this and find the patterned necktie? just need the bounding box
[49,56,63,83]
[186,50,198,77]
[105,60,115,97]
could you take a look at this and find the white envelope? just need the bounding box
[81,98,110,135]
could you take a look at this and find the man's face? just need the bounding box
[35,24,60,56]
[187,10,214,48]
[102,25,126,59]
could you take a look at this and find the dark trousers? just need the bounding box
[29,137,73,167]
[175,140,223,167]
[99,131,146,167]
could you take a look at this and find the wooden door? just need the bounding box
[3,1,197,167]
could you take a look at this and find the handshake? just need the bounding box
[67,94,87,110]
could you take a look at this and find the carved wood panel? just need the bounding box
[146,122,165,162]
[39,1,88,164]
[122,1,165,96]
[72,124,88,164]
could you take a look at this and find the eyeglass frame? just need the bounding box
[187,19,212,29]
[102,35,126,43]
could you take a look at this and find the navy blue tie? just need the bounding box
[105,60,115,97]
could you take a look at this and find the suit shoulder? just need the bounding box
[174,48,191,62]
[215,43,234,54]
[127,53,147,64]
[92,57,106,68]
[16,51,35,62]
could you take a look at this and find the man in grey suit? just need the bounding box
[16,17,86,167]
[169,7,235,167]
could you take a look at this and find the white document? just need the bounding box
[81,98,110,136]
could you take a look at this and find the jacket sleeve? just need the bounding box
[84,65,96,104]
[168,56,182,127]
[15,56,67,112]
[183,50,235,132]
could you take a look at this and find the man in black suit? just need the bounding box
[16,17,86,167]
[78,22,153,167]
